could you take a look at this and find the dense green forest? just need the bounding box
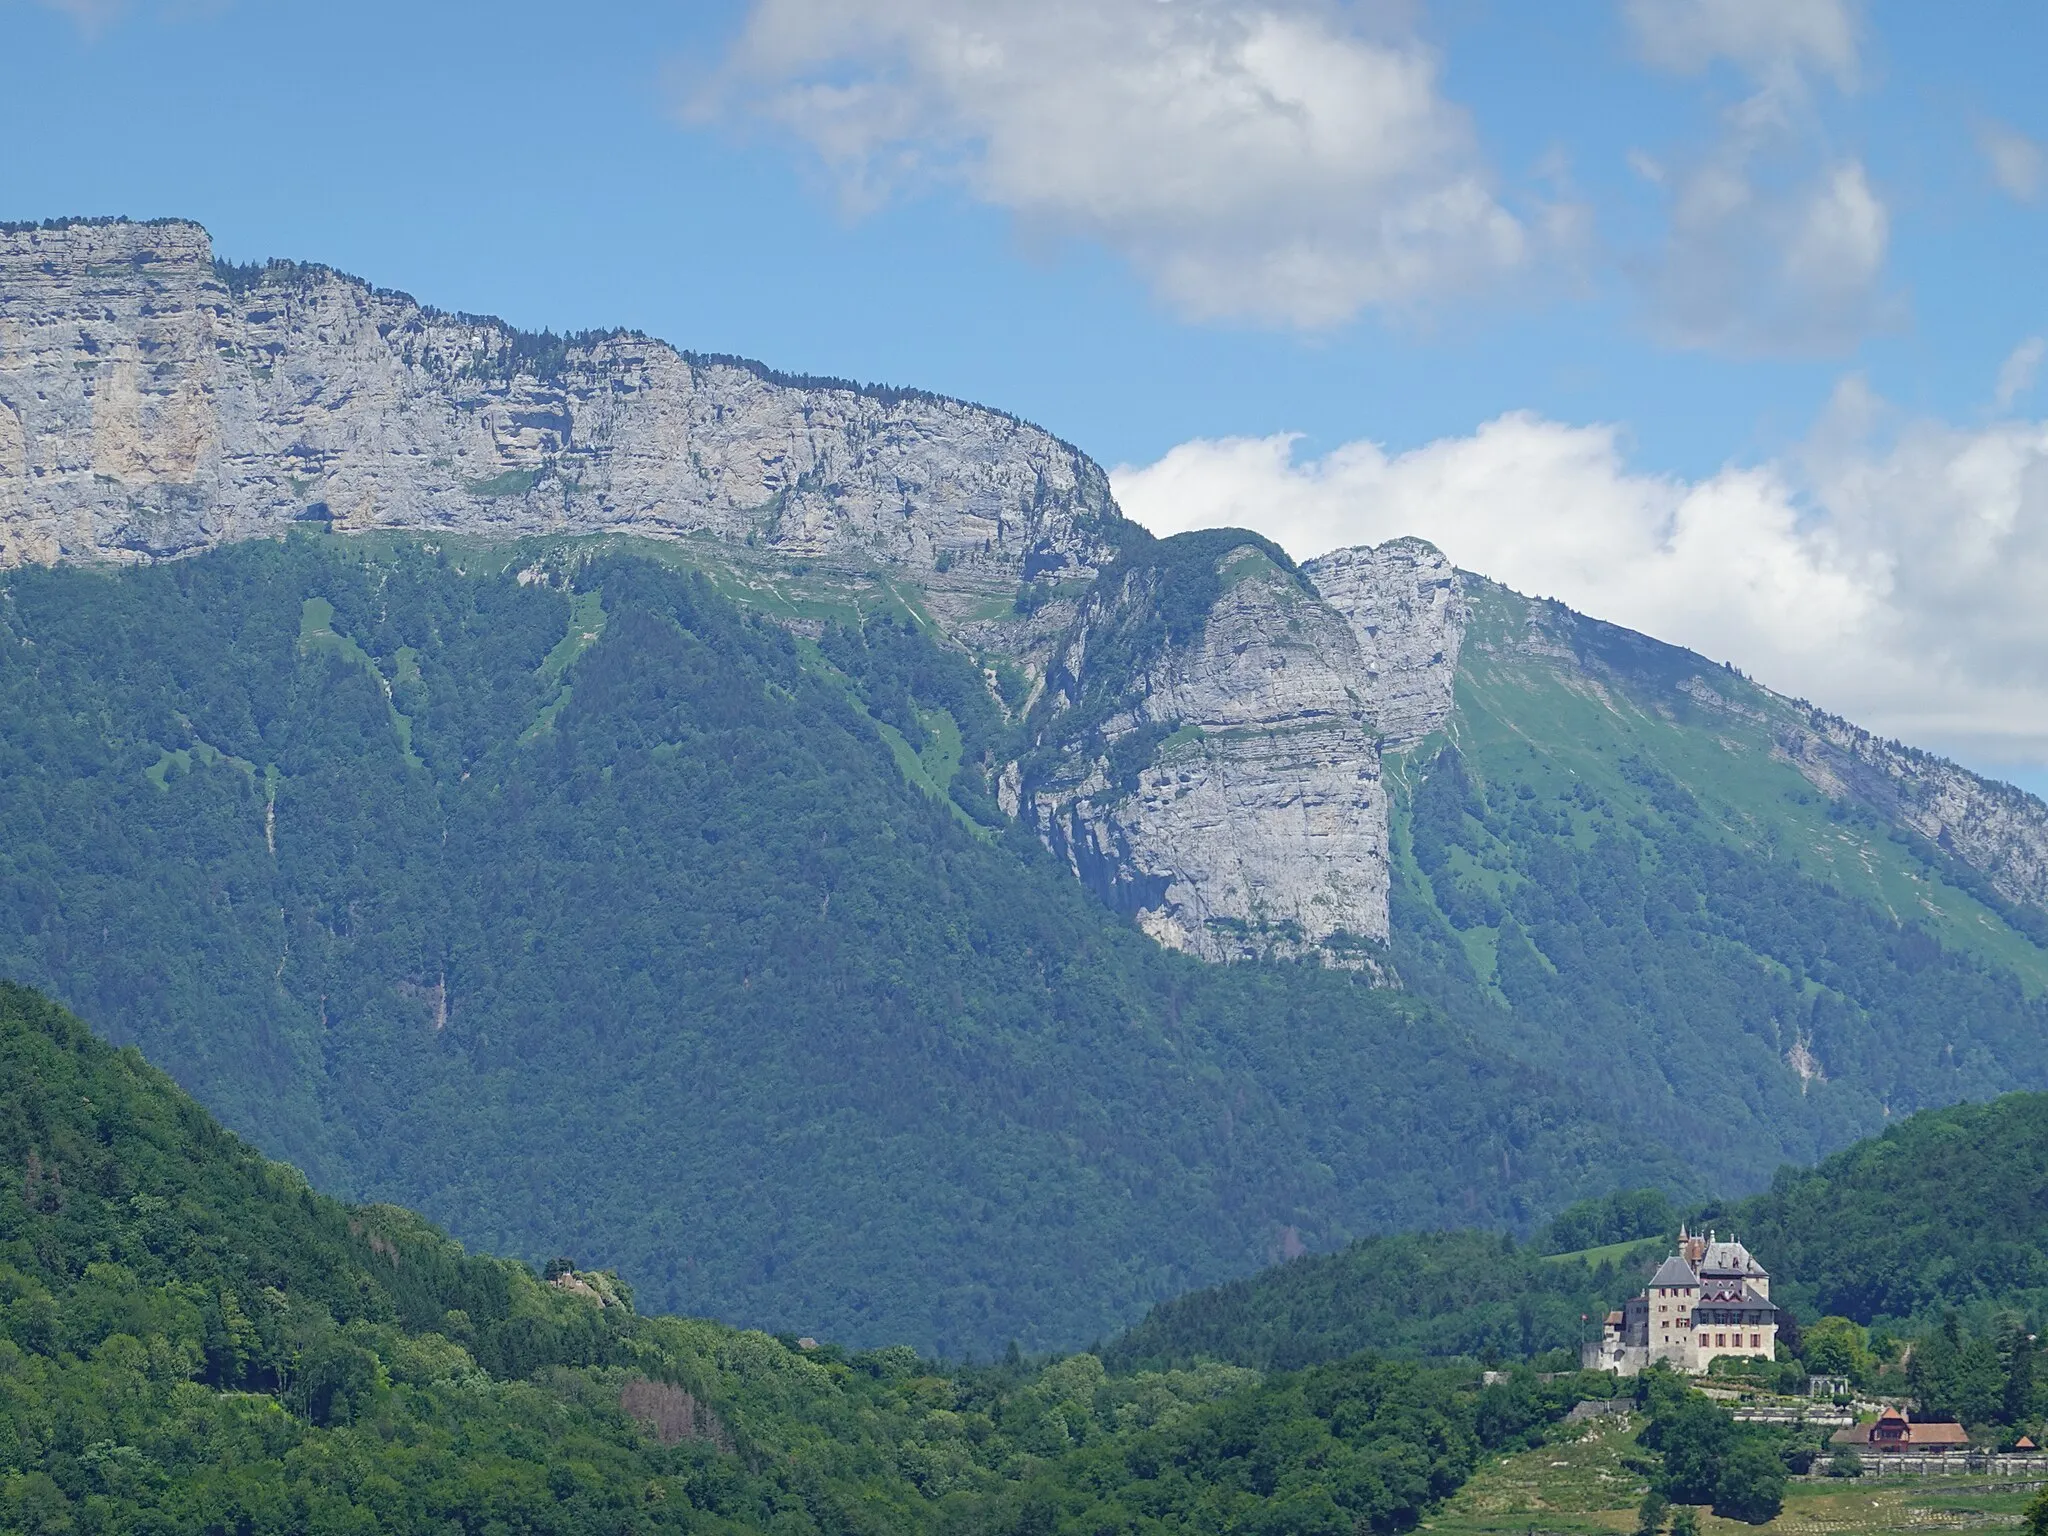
[1114,1092,2048,1387]
[1725,1092,2048,1331]
[0,535,1666,1355]
[1108,1190,1676,1372]
[5,529,2048,1355]
[0,981,1614,1535]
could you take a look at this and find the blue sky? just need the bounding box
[5,0,2048,787]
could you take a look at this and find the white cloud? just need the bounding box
[1621,0,1888,354]
[1111,399,2048,766]
[1622,0,1861,85]
[1997,338,2045,411]
[1783,162,1886,291]
[1979,120,2044,203]
[1644,124,1891,353]
[695,0,1534,329]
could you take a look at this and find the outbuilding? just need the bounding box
[1830,1409,1971,1453]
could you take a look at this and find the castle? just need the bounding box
[1582,1228,1780,1376]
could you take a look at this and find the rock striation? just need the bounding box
[1473,578,2048,931]
[0,217,1485,968]
[1776,712,2048,914]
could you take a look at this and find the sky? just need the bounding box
[4,0,2047,790]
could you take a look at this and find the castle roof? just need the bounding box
[1698,1238,1768,1278]
[1650,1255,1700,1288]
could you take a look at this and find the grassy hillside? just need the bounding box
[1387,579,2048,1188]
[1425,1407,2039,1536]
[0,534,1669,1355]
[0,980,1615,1535]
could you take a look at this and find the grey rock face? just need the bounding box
[56,219,2048,967]
[1024,542,1390,964]
[0,219,1121,656]
[1303,538,1466,749]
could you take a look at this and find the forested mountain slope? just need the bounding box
[1112,1092,2048,1374]
[0,980,1611,1536]
[17,217,2040,980]
[10,216,2048,1354]
[1107,1189,1678,1372]
[1728,1091,2048,1330]
[0,535,1666,1354]
[1386,579,2048,1186]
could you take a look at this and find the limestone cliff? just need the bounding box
[0,217,1121,658]
[1018,534,1390,964]
[0,218,1461,969]
[1301,538,1466,749]
[1776,712,2048,914]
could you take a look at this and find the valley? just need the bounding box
[10,978,2048,1535]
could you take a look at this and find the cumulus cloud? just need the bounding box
[693,0,1533,328]
[1979,120,2044,203]
[1622,0,1889,353]
[1111,398,2048,766]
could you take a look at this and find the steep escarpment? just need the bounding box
[1302,537,1466,750]
[1016,531,1389,963]
[0,217,1121,665]
[6,215,2048,981]
[0,217,1437,968]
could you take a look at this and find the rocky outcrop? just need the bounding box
[1777,713,2048,913]
[42,219,2047,966]
[1302,538,1466,749]
[0,218,1121,656]
[1021,537,1390,964]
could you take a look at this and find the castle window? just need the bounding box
[1715,1333,1726,1346]
[1750,1334,1761,1348]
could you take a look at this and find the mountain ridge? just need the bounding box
[6,215,2047,971]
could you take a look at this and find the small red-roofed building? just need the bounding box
[1830,1410,1971,1453]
